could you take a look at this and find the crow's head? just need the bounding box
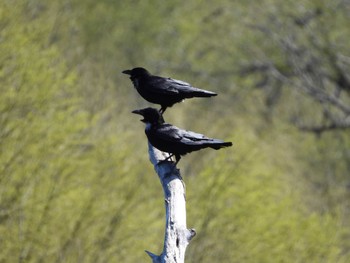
[132,107,164,125]
[122,67,150,78]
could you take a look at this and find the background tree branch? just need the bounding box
[241,5,350,134]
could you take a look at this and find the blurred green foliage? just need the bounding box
[1,0,349,262]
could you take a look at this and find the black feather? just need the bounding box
[132,107,232,164]
[123,67,217,113]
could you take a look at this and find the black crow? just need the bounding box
[132,107,232,164]
[123,67,217,113]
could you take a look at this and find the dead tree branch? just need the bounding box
[145,143,196,263]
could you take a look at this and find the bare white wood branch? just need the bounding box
[145,142,196,263]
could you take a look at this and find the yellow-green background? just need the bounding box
[1,1,349,262]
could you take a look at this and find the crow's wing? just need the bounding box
[162,77,217,96]
[154,124,183,141]
[179,130,221,145]
[156,124,215,145]
[147,76,203,95]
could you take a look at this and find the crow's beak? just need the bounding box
[131,109,143,115]
[131,109,146,122]
[122,69,132,75]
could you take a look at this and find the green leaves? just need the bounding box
[1,0,349,262]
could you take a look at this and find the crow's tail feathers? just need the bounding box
[182,86,217,98]
[209,141,233,150]
[191,89,217,97]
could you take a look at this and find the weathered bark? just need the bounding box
[145,142,196,263]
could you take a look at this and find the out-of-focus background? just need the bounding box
[1,1,350,262]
